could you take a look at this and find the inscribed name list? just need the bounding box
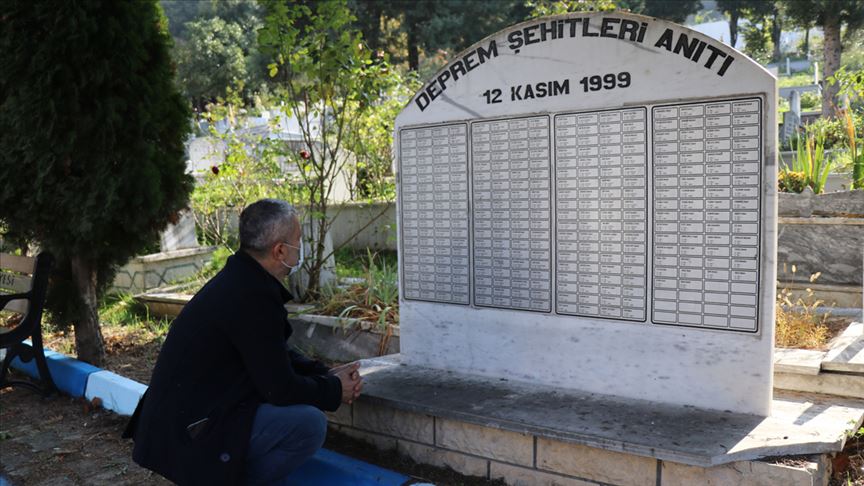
[651,98,761,331]
[472,116,553,312]
[399,124,470,305]
[555,108,648,320]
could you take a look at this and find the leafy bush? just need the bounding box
[800,91,821,112]
[317,250,398,329]
[781,130,833,193]
[842,112,864,189]
[806,112,863,150]
[778,170,807,193]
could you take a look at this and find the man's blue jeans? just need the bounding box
[244,403,328,485]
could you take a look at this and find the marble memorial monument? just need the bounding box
[394,12,777,416]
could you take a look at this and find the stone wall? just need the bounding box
[777,191,864,294]
[327,399,830,486]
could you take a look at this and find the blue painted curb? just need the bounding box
[11,342,100,397]
[9,346,417,485]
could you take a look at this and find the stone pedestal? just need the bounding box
[330,356,857,486]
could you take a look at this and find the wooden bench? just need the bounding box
[0,252,56,395]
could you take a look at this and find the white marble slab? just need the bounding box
[774,348,825,376]
[823,322,864,373]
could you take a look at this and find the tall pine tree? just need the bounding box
[0,0,192,365]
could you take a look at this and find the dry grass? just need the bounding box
[316,250,399,330]
[775,270,834,350]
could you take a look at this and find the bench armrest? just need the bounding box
[0,292,29,308]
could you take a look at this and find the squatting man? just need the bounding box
[124,199,363,485]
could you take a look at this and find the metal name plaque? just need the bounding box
[395,12,776,415]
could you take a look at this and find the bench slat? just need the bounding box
[0,253,35,274]
[2,298,28,314]
[0,272,32,293]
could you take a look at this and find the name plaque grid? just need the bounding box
[398,97,763,334]
[471,116,553,312]
[554,108,649,321]
[651,98,762,332]
[398,124,470,305]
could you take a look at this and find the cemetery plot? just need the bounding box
[398,124,470,305]
[471,116,552,312]
[651,98,762,332]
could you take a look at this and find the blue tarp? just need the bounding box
[288,448,411,485]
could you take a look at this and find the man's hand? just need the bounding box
[332,362,363,404]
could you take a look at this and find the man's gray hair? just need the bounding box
[239,199,299,254]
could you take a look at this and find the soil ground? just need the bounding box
[0,322,504,485]
[2,316,861,485]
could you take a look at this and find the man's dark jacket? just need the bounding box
[123,251,342,485]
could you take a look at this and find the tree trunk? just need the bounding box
[821,11,842,117]
[770,8,782,63]
[729,10,739,47]
[803,27,809,58]
[367,3,383,52]
[70,256,106,366]
[407,21,419,71]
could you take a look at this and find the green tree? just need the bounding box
[164,0,267,110]
[259,0,405,299]
[176,17,251,110]
[0,0,192,365]
[526,0,702,25]
[526,0,618,17]
[349,0,529,71]
[639,0,702,24]
[786,0,864,115]
[717,0,763,47]
[160,0,207,40]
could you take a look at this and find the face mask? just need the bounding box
[281,241,304,276]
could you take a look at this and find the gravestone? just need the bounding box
[159,210,199,252]
[395,12,777,416]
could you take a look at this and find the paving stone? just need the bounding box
[436,418,533,467]
[489,462,596,486]
[773,348,825,376]
[536,437,656,486]
[397,440,489,477]
[661,458,822,486]
[823,322,864,373]
[353,401,434,444]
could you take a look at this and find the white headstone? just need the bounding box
[160,210,199,252]
[394,12,777,416]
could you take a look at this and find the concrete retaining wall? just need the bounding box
[327,202,397,251]
[776,190,863,307]
[112,247,216,294]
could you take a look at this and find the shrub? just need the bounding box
[782,130,833,193]
[775,271,831,349]
[778,170,808,193]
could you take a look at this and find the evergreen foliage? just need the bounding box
[0,0,192,364]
